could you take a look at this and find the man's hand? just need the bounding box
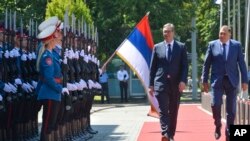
[203,83,209,93]
[148,86,154,96]
[242,83,248,91]
[179,82,186,92]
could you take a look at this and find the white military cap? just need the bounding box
[37,25,56,41]
[57,21,63,30]
[38,16,59,31]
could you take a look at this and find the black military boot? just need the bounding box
[86,125,98,134]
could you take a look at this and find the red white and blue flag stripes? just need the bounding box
[116,13,153,88]
[116,13,159,117]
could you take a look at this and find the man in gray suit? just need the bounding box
[202,25,248,141]
[149,23,188,141]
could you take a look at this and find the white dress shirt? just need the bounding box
[117,70,129,81]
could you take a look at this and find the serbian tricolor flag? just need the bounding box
[116,12,159,118]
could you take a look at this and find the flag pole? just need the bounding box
[101,12,151,71]
[101,50,117,71]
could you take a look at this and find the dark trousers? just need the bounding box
[119,81,128,102]
[248,80,250,94]
[40,99,60,141]
[85,90,95,127]
[101,82,110,103]
[210,76,237,138]
[155,80,180,138]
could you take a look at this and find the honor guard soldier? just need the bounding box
[36,17,69,141]
[0,81,13,141]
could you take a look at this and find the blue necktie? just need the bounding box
[168,44,171,61]
[223,43,226,61]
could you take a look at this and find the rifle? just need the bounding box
[30,20,38,82]
[61,18,72,116]
[62,27,69,92]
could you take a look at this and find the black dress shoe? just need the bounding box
[214,127,221,140]
[161,136,169,141]
[87,127,98,134]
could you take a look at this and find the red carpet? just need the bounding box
[137,104,226,141]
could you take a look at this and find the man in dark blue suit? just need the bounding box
[149,23,188,141]
[202,25,248,141]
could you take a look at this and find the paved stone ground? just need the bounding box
[89,98,158,141]
[36,94,199,141]
[89,93,201,141]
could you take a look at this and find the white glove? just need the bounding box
[8,83,17,93]
[88,80,94,89]
[67,83,72,91]
[28,53,33,60]
[67,83,78,91]
[62,87,69,95]
[89,54,92,62]
[21,83,29,93]
[63,57,67,64]
[32,52,36,59]
[26,83,33,92]
[15,78,22,85]
[75,82,83,91]
[21,54,27,61]
[84,55,88,63]
[68,49,74,59]
[9,50,15,58]
[32,81,38,88]
[67,83,74,91]
[74,51,79,60]
[95,82,102,89]
[71,83,78,91]
[64,49,69,58]
[0,95,3,101]
[80,50,85,57]
[13,49,20,57]
[3,84,12,93]
[22,83,32,93]
[80,79,87,88]
[4,50,9,59]
[26,82,34,90]
[0,51,3,58]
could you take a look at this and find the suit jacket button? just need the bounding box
[167,75,171,78]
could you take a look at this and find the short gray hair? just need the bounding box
[163,23,175,32]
